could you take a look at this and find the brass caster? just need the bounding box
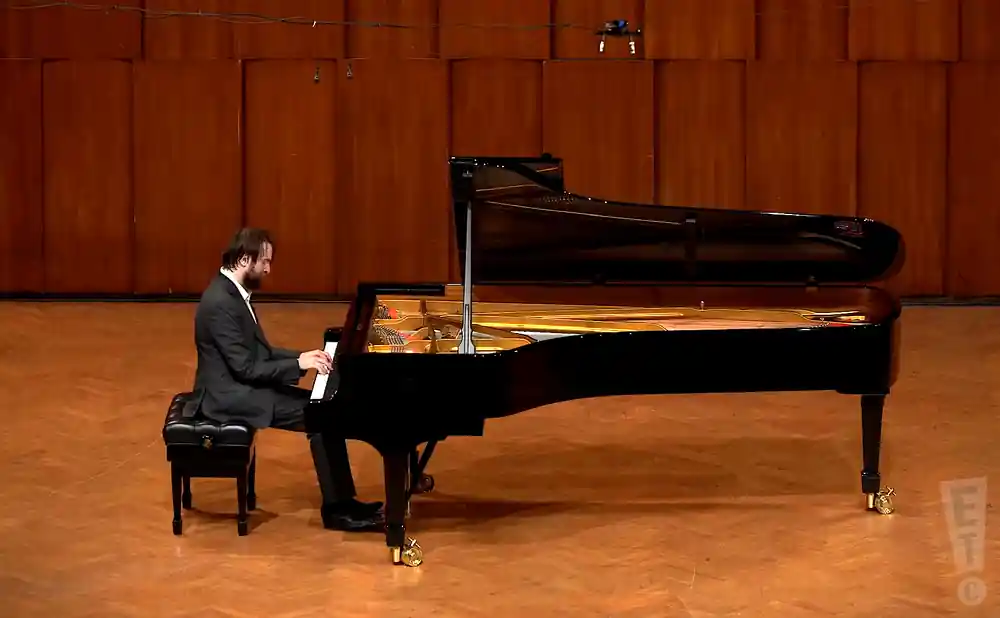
[390,537,423,567]
[867,487,895,515]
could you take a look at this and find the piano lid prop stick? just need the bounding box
[458,200,475,355]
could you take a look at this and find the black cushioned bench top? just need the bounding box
[162,392,255,448]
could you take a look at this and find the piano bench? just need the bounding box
[162,392,257,537]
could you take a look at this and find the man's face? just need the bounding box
[242,242,272,290]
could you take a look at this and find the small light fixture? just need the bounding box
[597,19,641,55]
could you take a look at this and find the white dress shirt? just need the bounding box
[220,268,256,323]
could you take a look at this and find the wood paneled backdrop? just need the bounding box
[1,0,999,299]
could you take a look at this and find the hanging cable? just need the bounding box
[4,0,947,31]
[2,0,952,57]
[4,0,591,30]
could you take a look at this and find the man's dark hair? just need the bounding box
[221,227,273,270]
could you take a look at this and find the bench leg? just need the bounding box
[237,471,249,536]
[171,464,183,535]
[247,455,256,511]
[182,476,192,509]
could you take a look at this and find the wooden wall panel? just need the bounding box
[644,0,754,59]
[757,0,847,60]
[858,63,947,296]
[4,3,1000,301]
[231,1,344,59]
[144,0,343,59]
[336,60,450,292]
[0,1,141,59]
[346,0,436,59]
[0,4,30,58]
[948,64,1000,297]
[42,61,133,293]
[0,60,43,293]
[440,0,550,59]
[543,61,654,203]
[133,61,243,295]
[849,0,959,61]
[244,60,338,295]
[961,0,1000,60]
[746,62,857,216]
[655,61,744,210]
[451,60,542,157]
[552,0,644,59]
[144,0,236,60]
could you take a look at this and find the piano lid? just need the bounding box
[449,155,905,286]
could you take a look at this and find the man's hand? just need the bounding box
[298,349,333,374]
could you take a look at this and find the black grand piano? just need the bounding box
[304,154,905,567]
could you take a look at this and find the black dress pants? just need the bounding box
[268,375,357,504]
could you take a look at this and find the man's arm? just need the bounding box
[271,347,300,360]
[207,306,301,385]
[272,347,308,384]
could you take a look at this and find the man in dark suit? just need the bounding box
[186,227,383,531]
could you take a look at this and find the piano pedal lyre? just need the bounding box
[867,487,895,515]
[391,538,423,567]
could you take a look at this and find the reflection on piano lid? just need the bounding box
[305,154,906,567]
[449,155,904,287]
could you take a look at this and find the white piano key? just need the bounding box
[309,340,339,400]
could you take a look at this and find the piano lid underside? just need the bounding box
[365,291,873,355]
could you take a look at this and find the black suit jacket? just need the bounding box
[184,273,304,428]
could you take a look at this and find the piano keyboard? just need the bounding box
[309,340,339,400]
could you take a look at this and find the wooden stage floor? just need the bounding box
[0,301,997,617]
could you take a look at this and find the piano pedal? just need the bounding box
[866,487,895,515]
[390,537,423,567]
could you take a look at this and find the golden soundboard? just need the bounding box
[366,286,875,355]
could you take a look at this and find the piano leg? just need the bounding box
[861,394,894,515]
[383,450,423,567]
[409,441,437,495]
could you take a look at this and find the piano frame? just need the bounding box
[305,155,905,568]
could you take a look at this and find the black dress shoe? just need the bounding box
[321,503,385,532]
[321,498,383,514]
[353,499,384,516]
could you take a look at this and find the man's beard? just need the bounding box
[244,273,263,290]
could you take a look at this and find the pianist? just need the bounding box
[184,227,384,532]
